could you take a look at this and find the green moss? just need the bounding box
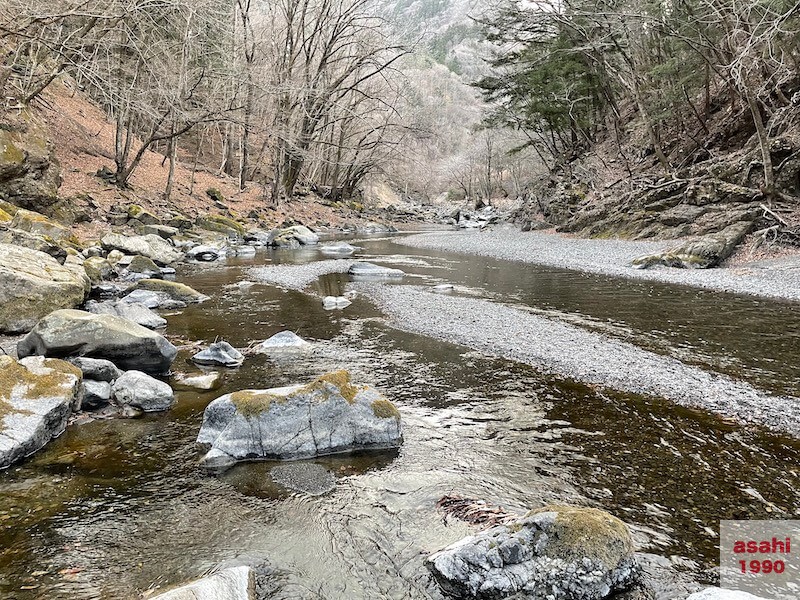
[196,214,245,237]
[206,188,225,204]
[0,208,11,223]
[0,200,18,216]
[371,397,400,419]
[302,370,360,403]
[0,136,24,164]
[134,278,204,300]
[230,390,285,417]
[0,357,81,418]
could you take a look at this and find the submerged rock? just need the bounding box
[426,505,638,600]
[150,566,254,600]
[192,341,244,368]
[322,296,351,310]
[85,300,167,330]
[0,243,89,333]
[432,284,455,293]
[348,261,404,279]
[271,462,336,495]
[112,370,175,412]
[173,371,222,391]
[18,309,177,374]
[0,356,83,469]
[320,241,358,255]
[254,331,311,353]
[197,370,402,467]
[129,279,209,305]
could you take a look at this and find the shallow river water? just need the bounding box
[1,233,798,599]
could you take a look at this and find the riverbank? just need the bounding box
[396,227,800,302]
[364,284,800,438]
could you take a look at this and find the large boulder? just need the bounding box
[0,226,67,263]
[67,357,122,382]
[126,279,209,306]
[268,225,319,247]
[348,261,404,279]
[0,118,61,212]
[632,221,752,269]
[85,299,167,329]
[83,256,114,283]
[197,370,402,467]
[192,341,244,367]
[101,233,183,265]
[151,566,254,600]
[18,310,177,374]
[320,241,358,255]
[0,243,89,333]
[426,505,638,600]
[0,356,83,469]
[196,214,245,238]
[112,370,174,412]
[10,208,70,241]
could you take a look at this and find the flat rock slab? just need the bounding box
[0,356,83,469]
[348,261,404,279]
[254,331,311,353]
[18,309,177,374]
[192,341,244,368]
[101,233,183,266]
[150,566,254,600]
[197,370,402,467]
[85,299,167,329]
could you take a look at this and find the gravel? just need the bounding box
[250,259,353,290]
[397,227,800,302]
[367,284,800,437]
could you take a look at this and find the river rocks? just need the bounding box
[127,279,209,306]
[67,357,122,382]
[426,505,638,600]
[186,244,222,262]
[18,309,177,374]
[101,233,183,265]
[686,589,770,600]
[0,356,83,469]
[150,566,254,600]
[254,331,311,353]
[0,226,68,263]
[268,225,319,247]
[0,119,61,212]
[83,256,114,283]
[11,208,70,241]
[196,214,245,238]
[192,341,244,367]
[82,379,112,409]
[112,370,174,412]
[144,224,179,239]
[126,255,162,279]
[433,284,455,293]
[348,261,405,279]
[173,371,222,391]
[197,370,402,467]
[632,221,752,269]
[127,204,159,225]
[322,296,351,310]
[320,241,358,255]
[85,299,167,329]
[0,243,89,333]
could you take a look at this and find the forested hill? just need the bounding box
[475,0,800,259]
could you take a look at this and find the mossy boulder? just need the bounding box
[196,214,245,238]
[197,370,402,467]
[0,116,61,212]
[130,279,209,304]
[426,504,638,600]
[127,255,161,277]
[0,227,67,264]
[0,243,89,333]
[0,207,11,223]
[83,256,113,284]
[632,221,752,269]
[17,309,177,374]
[0,356,83,469]
[11,208,70,241]
[127,204,160,225]
[101,232,183,265]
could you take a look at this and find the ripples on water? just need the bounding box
[0,236,798,599]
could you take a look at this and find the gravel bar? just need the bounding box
[397,227,800,302]
[250,259,353,290]
[368,284,800,437]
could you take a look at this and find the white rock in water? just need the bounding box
[112,370,175,412]
[237,280,256,290]
[426,505,639,600]
[348,261,404,279]
[254,331,311,353]
[150,566,254,600]
[197,370,402,467]
[322,296,351,310]
[173,372,222,391]
[226,245,257,257]
[192,341,244,367]
[686,589,772,600]
[432,284,455,293]
[319,241,358,255]
[185,245,221,262]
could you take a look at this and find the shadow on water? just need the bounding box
[0,237,798,598]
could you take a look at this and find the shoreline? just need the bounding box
[395,227,800,302]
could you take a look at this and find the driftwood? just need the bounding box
[436,494,516,527]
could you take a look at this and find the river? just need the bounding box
[1,233,798,599]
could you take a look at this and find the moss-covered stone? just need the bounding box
[133,278,207,302]
[302,370,361,403]
[206,188,226,204]
[127,204,160,225]
[371,397,400,419]
[526,505,632,569]
[196,214,245,237]
[230,390,286,417]
[0,208,11,222]
[0,356,82,416]
[11,208,69,241]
